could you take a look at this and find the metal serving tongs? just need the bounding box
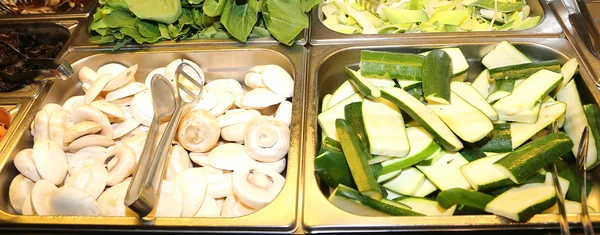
[0,40,74,86]
[576,127,595,235]
[124,63,204,218]
[550,121,571,235]
[552,0,600,59]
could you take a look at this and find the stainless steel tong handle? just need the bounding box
[549,122,571,235]
[577,127,594,235]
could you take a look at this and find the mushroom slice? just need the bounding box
[274,100,293,126]
[67,146,108,175]
[21,194,34,215]
[144,67,167,89]
[154,180,184,217]
[9,174,34,214]
[210,92,235,117]
[256,157,286,174]
[48,109,71,147]
[221,123,248,143]
[122,134,146,162]
[205,79,245,108]
[192,90,219,112]
[244,67,267,89]
[189,152,210,166]
[84,74,112,104]
[97,63,127,78]
[33,140,68,185]
[105,82,147,102]
[68,134,115,152]
[62,96,85,113]
[63,121,103,143]
[164,59,205,86]
[105,144,136,186]
[221,193,257,217]
[90,100,126,123]
[232,165,285,209]
[97,178,134,216]
[208,143,255,171]
[71,105,114,139]
[30,179,58,215]
[244,116,290,163]
[42,103,63,115]
[79,66,98,84]
[65,164,108,200]
[165,144,192,181]
[240,88,285,110]
[262,64,294,98]
[109,96,134,107]
[33,110,50,142]
[14,149,42,182]
[48,187,102,216]
[104,64,138,91]
[175,168,208,217]
[112,118,141,139]
[206,173,233,199]
[193,196,220,217]
[130,90,153,126]
[177,110,220,153]
[217,109,261,128]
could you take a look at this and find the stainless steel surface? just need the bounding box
[0,20,79,98]
[309,0,563,45]
[0,44,304,233]
[549,122,570,235]
[125,74,177,218]
[577,127,594,235]
[304,38,600,233]
[0,0,96,20]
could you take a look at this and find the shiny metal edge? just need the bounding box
[0,19,81,98]
[0,44,304,233]
[303,38,600,233]
[0,1,97,21]
[309,0,563,45]
[0,98,33,163]
[67,8,308,49]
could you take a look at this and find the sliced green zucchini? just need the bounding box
[484,183,556,222]
[380,87,463,151]
[476,123,512,153]
[417,152,471,191]
[345,67,381,98]
[366,77,397,88]
[414,178,438,197]
[510,101,567,149]
[420,48,470,76]
[543,172,570,199]
[451,81,498,120]
[471,69,492,98]
[380,127,442,173]
[345,102,370,158]
[397,80,422,89]
[557,167,592,202]
[493,132,574,184]
[542,200,594,214]
[437,188,495,215]
[486,79,515,103]
[378,168,402,183]
[493,69,563,116]
[552,58,579,96]
[362,98,410,158]
[488,60,561,80]
[329,184,424,216]
[315,150,356,189]
[459,144,488,162]
[328,81,359,109]
[422,50,453,104]
[395,196,450,216]
[382,167,426,196]
[321,137,343,154]
[360,50,425,81]
[461,153,514,191]
[497,102,541,124]
[322,94,332,112]
[584,104,600,169]
[318,93,363,140]
[482,41,532,69]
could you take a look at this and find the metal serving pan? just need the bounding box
[0,20,79,98]
[0,44,305,233]
[0,0,97,20]
[303,38,600,233]
[309,0,563,45]
[68,8,308,49]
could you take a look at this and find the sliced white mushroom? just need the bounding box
[220,123,247,143]
[193,196,220,217]
[205,79,245,108]
[164,59,205,86]
[48,187,102,216]
[244,67,267,89]
[215,197,225,212]
[33,140,68,185]
[82,83,91,93]
[104,64,137,91]
[9,174,34,214]
[42,103,63,115]
[21,194,34,215]
[257,104,279,117]
[105,82,147,102]
[63,121,102,143]
[262,64,294,98]
[90,100,126,123]
[120,106,132,119]
[97,63,127,78]
[165,144,192,181]
[62,96,85,113]
[130,90,153,126]
[256,157,286,174]
[33,110,50,142]
[232,165,285,209]
[240,88,285,110]
[274,100,293,126]
[221,193,257,217]
[105,144,136,186]
[30,179,57,216]
[65,164,108,200]
[48,109,70,147]
[154,180,184,217]
[206,173,233,199]
[84,74,112,104]
[14,149,42,182]
[192,90,219,112]
[71,105,114,139]
[208,143,255,171]
[189,152,210,166]
[112,118,141,139]
[109,96,134,107]
[144,67,167,89]
[67,146,108,175]
[177,110,220,152]
[97,178,134,216]
[210,92,235,117]
[68,135,115,152]
[244,116,290,163]
[122,134,146,162]
[217,109,261,128]
[79,66,98,84]
[175,168,208,217]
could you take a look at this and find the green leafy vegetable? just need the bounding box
[262,0,308,45]
[220,0,260,42]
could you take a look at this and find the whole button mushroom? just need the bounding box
[13,149,42,182]
[243,116,290,163]
[9,174,34,214]
[48,187,102,216]
[104,144,136,186]
[176,110,220,152]
[232,165,285,210]
[32,139,68,185]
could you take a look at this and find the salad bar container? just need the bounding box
[0,0,97,20]
[303,38,600,233]
[0,44,305,233]
[309,0,563,45]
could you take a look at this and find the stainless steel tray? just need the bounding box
[303,38,600,233]
[309,0,563,45]
[0,44,305,233]
[0,19,80,98]
[0,1,97,20]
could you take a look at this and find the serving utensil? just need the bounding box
[359,0,379,14]
[0,2,17,14]
[551,0,600,59]
[125,74,177,218]
[576,126,594,235]
[550,121,571,235]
